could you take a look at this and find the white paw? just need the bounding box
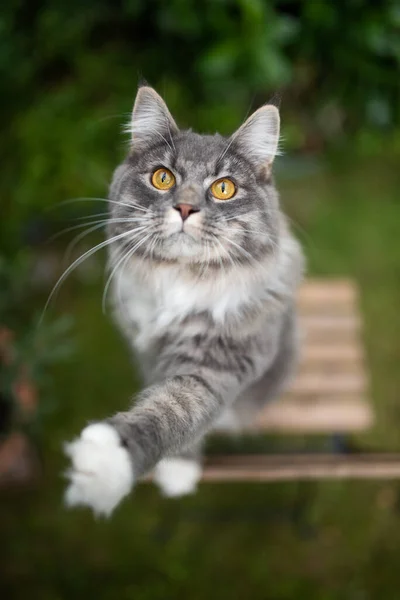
[64,423,134,516]
[153,458,202,498]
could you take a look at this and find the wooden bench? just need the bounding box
[202,454,400,482]
[2,279,397,487]
[249,278,373,434]
[203,278,382,482]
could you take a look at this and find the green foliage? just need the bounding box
[0,255,74,435]
[1,0,399,240]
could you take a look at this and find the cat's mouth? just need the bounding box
[168,229,199,243]
[165,220,201,241]
[160,226,204,260]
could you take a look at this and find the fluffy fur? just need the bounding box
[64,86,304,515]
[64,423,134,516]
[153,458,202,497]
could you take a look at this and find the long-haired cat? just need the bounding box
[64,86,304,515]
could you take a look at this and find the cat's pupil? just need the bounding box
[161,172,166,183]
[221,181,226,193]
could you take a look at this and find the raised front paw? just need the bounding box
[64,423,134,516]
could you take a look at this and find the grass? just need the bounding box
[1,154,400,599]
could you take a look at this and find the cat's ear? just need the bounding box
[231,105,280,166]
[128,86,178,150]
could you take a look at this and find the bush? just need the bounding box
[1,0,399,241]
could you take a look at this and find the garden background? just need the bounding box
[1,1,400,598]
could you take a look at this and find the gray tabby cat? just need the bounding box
[64,86,304,515]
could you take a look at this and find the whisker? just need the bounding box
[198,238,212,279]
[218,235,255,262]
[224,227,272,237]
[209,238,224,276]
[51,197,149,213]
[165,116,176,154]
[146,232,160,262]
[217,135,236,165]
[113,230,156,317]
[210,234,235,272]
[63,222,110,266]
[39,228,143,324]
[224,214,254,222]
[120,196,150,213]
[49,220,107,244]
[102,231,153,313]
[64,223,149,266]
[50,217,149,243]
[72,212,110,222]
[205,238,213,277]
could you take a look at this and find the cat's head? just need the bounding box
[108,86,281,271]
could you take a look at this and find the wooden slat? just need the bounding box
[252,279,372,433]
[289,373,366,395]
[298,279,358,306]
[298,304,356,318]
[300,344,361,363]
[300,315,360,331]
[298,280,358,318]
[253,397,373,432]
[298,360,364,377]
[202,454,400,481]
[301,327,359,345]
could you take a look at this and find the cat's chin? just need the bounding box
[162,232,203,259]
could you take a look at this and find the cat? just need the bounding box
[64,85,304,515]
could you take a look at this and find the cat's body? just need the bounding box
[64,87,304,515]
[113,218,301,426]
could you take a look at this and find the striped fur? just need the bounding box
[64,86,304,513]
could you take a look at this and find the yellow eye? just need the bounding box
[210,178,236,201]
[151,168,175,190]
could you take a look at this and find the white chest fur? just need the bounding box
[114,262,267,352]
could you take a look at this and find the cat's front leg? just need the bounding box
[64,373,232,515]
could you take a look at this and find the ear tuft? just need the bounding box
[137,77,150,88]
[231,105,281,166]
[126,86,178,151]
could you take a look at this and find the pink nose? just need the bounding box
[173,203,200,221]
